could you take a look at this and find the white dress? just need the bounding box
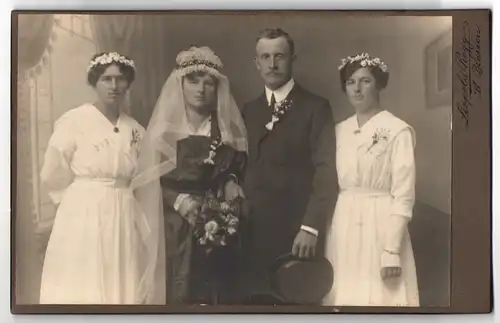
[322,110,420,307]
[39,103,147,304]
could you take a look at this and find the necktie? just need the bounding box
[269,93,276,109]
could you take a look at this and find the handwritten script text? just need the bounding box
[455,21,483,127]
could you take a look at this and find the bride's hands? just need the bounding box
[178,195,202,226]
[224,178,245,201]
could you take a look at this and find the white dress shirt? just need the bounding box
[265,78,295,106]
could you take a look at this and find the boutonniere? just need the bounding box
[130,128,142,146]
[367,128,390,154]
[204,136,223,165]
[265,99,293,131]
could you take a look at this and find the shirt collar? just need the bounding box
[265,78,295,105]
[186,115,212,137]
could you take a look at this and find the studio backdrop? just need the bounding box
[16,13,452,306]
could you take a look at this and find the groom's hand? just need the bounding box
[292,230,317,259]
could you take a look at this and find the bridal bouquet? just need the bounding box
[193,190,244,250]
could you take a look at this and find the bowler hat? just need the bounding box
[266,253,334,305]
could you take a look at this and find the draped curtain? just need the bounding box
[90,15,172,127]
[18,15,54,73]
[16,14,54,304]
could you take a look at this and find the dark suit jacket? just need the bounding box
[240,82,339,289]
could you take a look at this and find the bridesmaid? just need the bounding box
[39,52,150,304]
[322,53,420,307]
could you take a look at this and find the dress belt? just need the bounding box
[340,187,390,197]
[72,177,131,188]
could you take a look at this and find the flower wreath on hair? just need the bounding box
[174,46,224,78]
[87,52,136,73]
[337,52,388,72]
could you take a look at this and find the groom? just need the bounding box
[235,28,339,304]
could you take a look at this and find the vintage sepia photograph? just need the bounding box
[11,10,491,314]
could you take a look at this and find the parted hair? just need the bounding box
[256,28,295,55]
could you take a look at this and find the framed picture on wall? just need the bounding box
[424,28,452,109]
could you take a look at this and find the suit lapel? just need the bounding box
[246,93,269,160]
[254,93,273,145]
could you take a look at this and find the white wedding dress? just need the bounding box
[323,110,420,307]
[39,103,147,304]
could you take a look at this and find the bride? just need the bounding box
[132,46,248,304]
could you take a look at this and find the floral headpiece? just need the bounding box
[175,46,223,77]
[87,52,136,73]
[338,52,388,73]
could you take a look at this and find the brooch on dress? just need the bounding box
[204,136,223,165]
[265,99,293,131]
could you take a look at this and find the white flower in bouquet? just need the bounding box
[205,220,219,235]
[226,214,239,225]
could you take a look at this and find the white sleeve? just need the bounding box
[300,225,319,236]
[389,128,416,219]
[40,113,77,204]
[381,128,416,267]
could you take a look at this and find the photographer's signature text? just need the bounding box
[455,21,483,128]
